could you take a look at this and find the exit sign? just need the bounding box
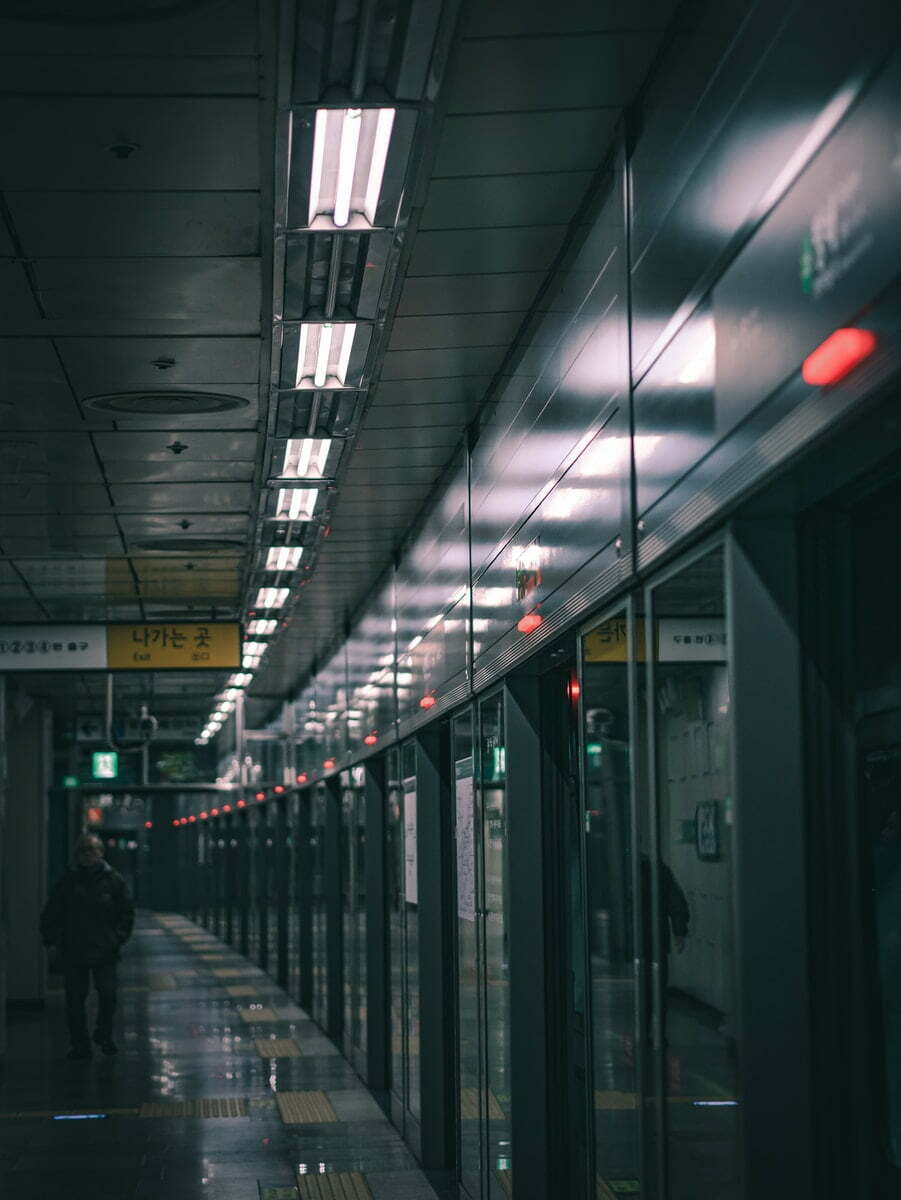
[91,751,118,780]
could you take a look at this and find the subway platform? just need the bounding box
[0,913,441,1200]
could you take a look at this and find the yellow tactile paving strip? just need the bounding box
[495,1170,512,1197]
[296,1170,371,1199]
[226,984,260,996]
[595,1090,637,1110]
[255,1038,302,1058]
[139,1097,248,1118]
[212,967,254,977]
[459,1087,504,1121]
[147,972,178,990]
[276,1091,338,1124]
[239,1006,279,1023]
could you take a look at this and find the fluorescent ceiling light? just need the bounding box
[276,487,318,522]
[308,106,396,228]
[227,673,253,687]
[247,619,277,636]
[218,700,236,713]
[243,655,262,669]
[242,642,266,656]
[223,688,239,700]
[255,587,289,609]
[294,323,356,389]
[265,546,303,571]
[282,437,332,479]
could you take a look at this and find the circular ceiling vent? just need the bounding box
[132,538,244,553]
[84,390,249,415]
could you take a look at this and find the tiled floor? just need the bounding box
[0,913,441,1200]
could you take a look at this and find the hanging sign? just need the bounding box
[0,623,240,670]
[91,751,119,780]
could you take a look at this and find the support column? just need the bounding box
[728,520,813,1197]
[364,755,389,1091]
[506,675,552,1200]
[325,775,343,1040]
[4,689,51,1006]
[415,726,454,1171]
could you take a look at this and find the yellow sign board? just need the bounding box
[583,617,647,663]
[106,623,241,670]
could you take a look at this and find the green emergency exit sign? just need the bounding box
[91,751,118,780]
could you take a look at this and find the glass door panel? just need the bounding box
[342,774,355,1054]
[480,693,511,1198]
[352,767,367,1064]
[387,749,407,1119]
[311,784,328,1028]
[403,741,421,1122]
[582,610,640,1196]
[648,546,738,1199]
[453,707,483,1199]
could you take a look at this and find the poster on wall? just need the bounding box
[455,758,476,922]
[403,777,418,905]
[696,800,721,861]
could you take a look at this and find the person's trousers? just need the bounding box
[63,963,117,1048]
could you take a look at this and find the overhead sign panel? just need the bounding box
[106,623,240,670]
[0,623,241,670]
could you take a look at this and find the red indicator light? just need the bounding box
[363,733,378,746]
[211,808,219,816]
[274,785,285,794]
[255,791,265,801]
[223,804,232,813]
[199,811,208,820]
[517,611,543,634]
[323,758,336,769]
[237,799,246,808]
[172,819,179,828]
[419,694,436,710]
[189,815,197,823]
[296,773,308,784]
[567,675,581,704]
[144,820,153,830]
[802,327,877,386]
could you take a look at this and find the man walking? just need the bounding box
[40,833,135,1060]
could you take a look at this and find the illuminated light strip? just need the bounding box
[314,323,333,387]
[334,108,362,228]
[364,107,395,224]
[307,109,328,227]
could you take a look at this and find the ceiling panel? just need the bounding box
[420,174,592,230]
[446,35,657,113]
[434,110,620,176]
[462,0,678,35]
[57,337,260,391]
[103,460,255,485]
[0,484,110,513]
[10,193,260,258]
[364,403,477,429]
[371,376,493,405]
[0,98,260,190]
[118,513,250,538]
[388,312,524,351]
[93,431,258,462]
[407,227,567,276]
[34,259,261,321]
[109,483,252,511]
[397,273,543,317]
[1,54,257,95]
[0,263,41,318]
[380,346,507,380]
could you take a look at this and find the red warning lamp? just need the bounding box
[236,798,247,808]
[419,694,436,710]
[199,811,209,820]
[517,611,543,634]
[255,791,265,801]
[363,733,378,746]
[274,785,285,794]
[172,819,179,828]
[222,804,232,813]
[802,327,877,386]
[567,674,581,705]
[296,772,308,784]
[210,808,219,817]
[188,815,197,823]
[323,758,336,769]
[144,820,153,830]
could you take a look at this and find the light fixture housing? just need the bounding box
[276,487,318,522]
[265,545,303,571]
[255,587,289,609]
[281,437,332,479]
[294,322,357,390]
[307,107,396,229]
[247,619,277,635]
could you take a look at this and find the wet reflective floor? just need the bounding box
[0,913,441,1200]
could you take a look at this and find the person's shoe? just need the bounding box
[66,1045,91,1061]
[92,1034,118,1056]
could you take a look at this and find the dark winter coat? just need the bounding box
[39,861,135,966]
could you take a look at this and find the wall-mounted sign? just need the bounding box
[91,751,118,780]
[657,617,726,662]
[77,713,202,742]
[0,623,240,670]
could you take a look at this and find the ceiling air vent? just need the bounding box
[84,391,248,415]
